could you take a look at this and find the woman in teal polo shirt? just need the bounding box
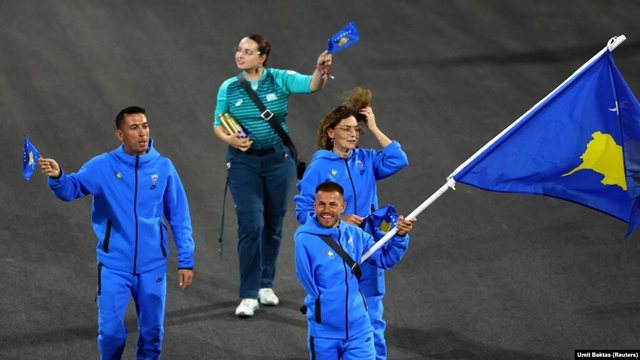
[213,33,332,317]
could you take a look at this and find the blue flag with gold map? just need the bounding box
[361,204,398,241]
[327,21,359,54]
[451,50,640,235]
[23,135,40,181]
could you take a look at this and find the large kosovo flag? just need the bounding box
[450,50,640,235]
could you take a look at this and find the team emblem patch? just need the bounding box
[115,171,123,179]
[330,169,338,177]
[356,160,365,175]
[150,174,158,190]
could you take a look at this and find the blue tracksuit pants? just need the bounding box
[308,332,375,360]
[366,295,386,359]
[97,264,167,360]
[226,144,295,298]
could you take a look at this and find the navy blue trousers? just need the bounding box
[226,144,295,298]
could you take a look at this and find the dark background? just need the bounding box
[2,1,640,359]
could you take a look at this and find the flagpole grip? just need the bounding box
[359,179,456,264]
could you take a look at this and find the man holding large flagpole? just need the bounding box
[294,181,415,360]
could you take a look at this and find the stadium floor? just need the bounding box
[3,1,640,359]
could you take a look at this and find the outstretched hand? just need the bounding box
[38,157,61,178]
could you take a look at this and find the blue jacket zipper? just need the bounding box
[343,158,358,214]
[132,155,139,274]
[338,228,350,340]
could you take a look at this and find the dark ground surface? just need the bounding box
[3,1,640,359]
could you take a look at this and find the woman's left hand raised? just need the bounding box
[359,106,377,130]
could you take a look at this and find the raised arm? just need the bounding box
[310,50,333,92]
[39,157,61,178]
[41,156,100,201]
[360,107,391,148]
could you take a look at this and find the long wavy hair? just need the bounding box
[316,87,372,150]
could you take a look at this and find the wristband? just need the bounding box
[316,65,334,79]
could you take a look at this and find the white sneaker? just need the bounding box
[258,288,280,306]
[235,298,259,318]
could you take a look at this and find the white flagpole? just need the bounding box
[359,178,456,264]
[358,35,626,266]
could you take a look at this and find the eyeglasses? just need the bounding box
[234,46,261,56]
[335,125,363,134]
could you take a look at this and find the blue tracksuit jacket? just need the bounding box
[294,214,409,339]
[47,141,195,274]
[294,141,408,296]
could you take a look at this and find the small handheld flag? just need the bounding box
[361,205,398,241]
[23,135,40,181]
[327,21,359,54]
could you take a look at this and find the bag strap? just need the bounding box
[217,174,229,258]
[236,74,300,163]
[318,235,361,280]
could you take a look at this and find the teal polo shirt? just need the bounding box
[214,68,312,149]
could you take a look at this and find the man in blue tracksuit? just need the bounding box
[294,181,414,359]
[39,106,195,360]
[295,107,409,359]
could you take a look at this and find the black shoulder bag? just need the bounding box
[236,74,306,179]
